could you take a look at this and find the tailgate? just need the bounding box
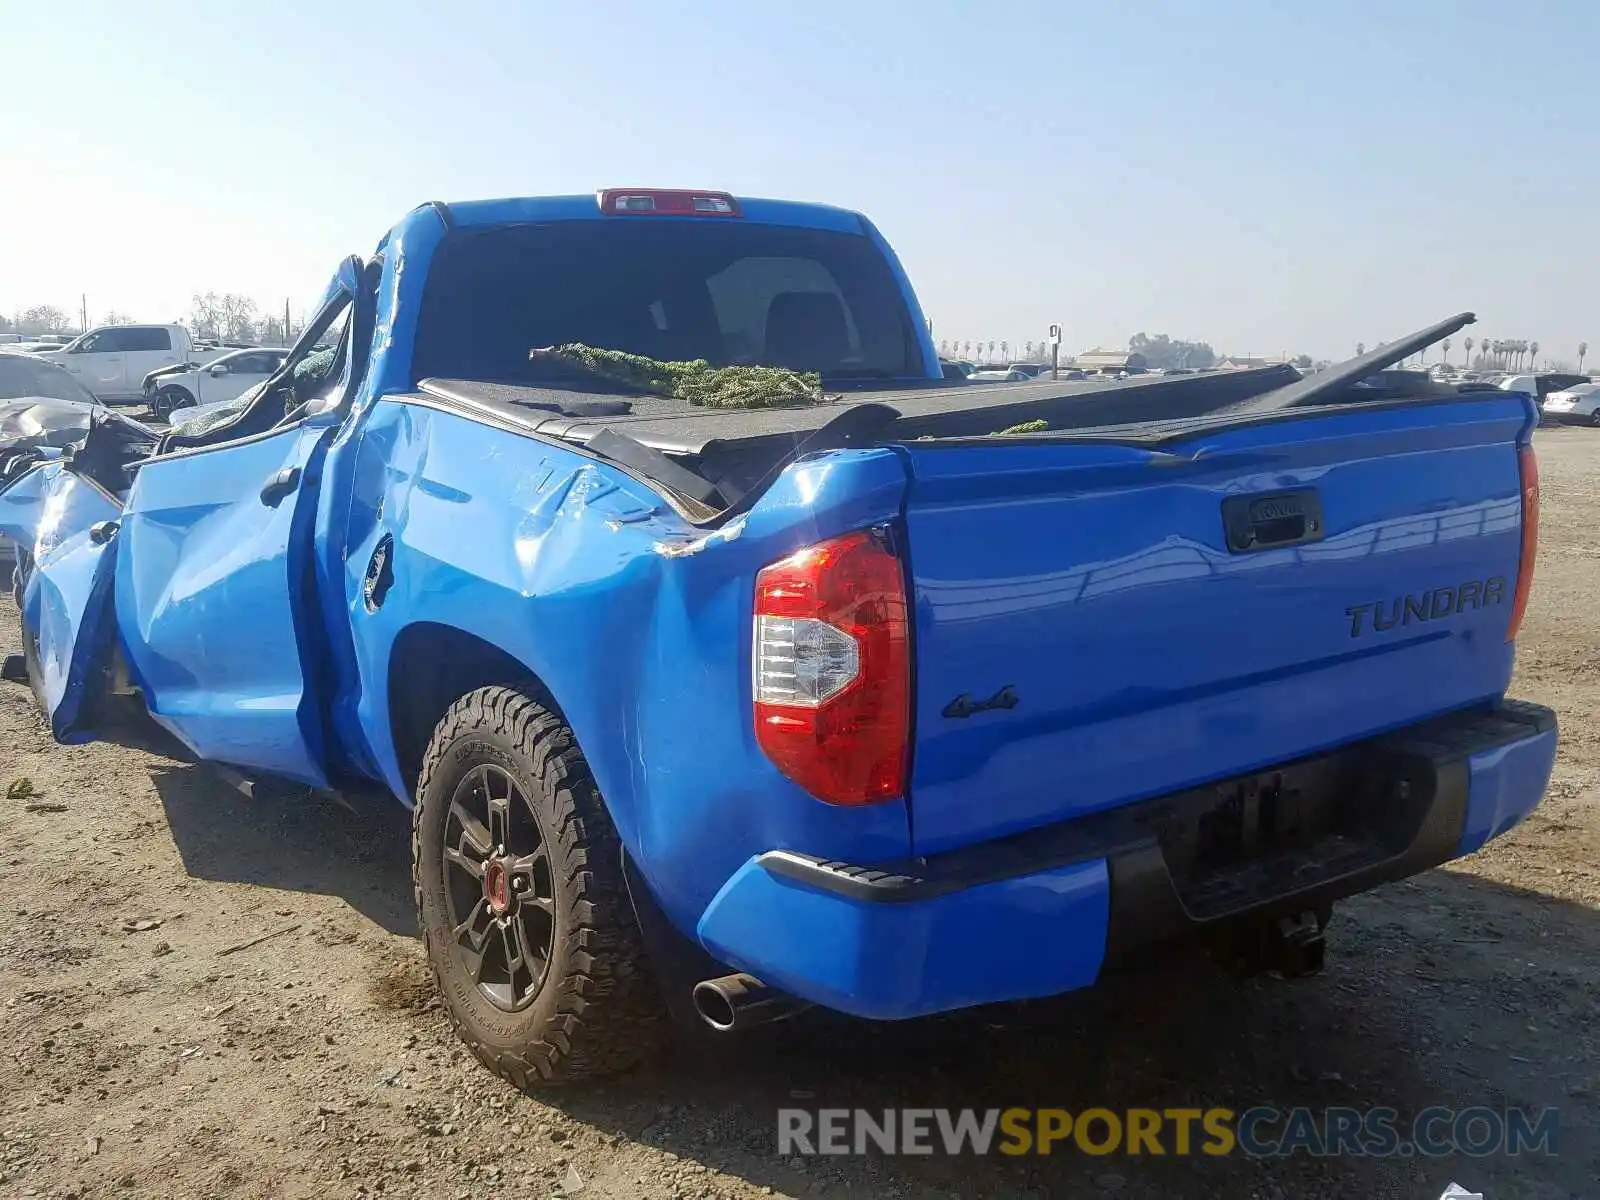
[900,395,1532,856]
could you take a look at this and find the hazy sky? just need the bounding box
[2,0,1595,361]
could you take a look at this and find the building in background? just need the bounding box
[1073,349,1148,373]
[1215,355,1294,371]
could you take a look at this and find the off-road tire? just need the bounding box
[413,685,666,1085]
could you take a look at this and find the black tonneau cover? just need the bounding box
[417,366,1301,456]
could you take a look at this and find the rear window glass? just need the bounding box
[87,327,170,353]
[122,327,172,352]
[411,220,916,384]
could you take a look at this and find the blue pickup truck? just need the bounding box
[0,189,1556,1086]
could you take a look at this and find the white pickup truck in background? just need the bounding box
[32,324,220,403]
[140,345,289,419]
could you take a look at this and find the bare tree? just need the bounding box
[17,305,72,334]
[259,315,287,346]
[100,310,134,327]
[187,292,259,342]
[190,293,222,340]
[218,295,258,342]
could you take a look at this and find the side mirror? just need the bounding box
[208,363,231,377]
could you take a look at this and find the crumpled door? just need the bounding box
[1,462,123,741]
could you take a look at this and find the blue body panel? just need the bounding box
[1459,724,1559,856]
[2,464,121,739]
[0,191,1556,1024]
[114,423,334,786]
[331,398,913,931]
[898,398,1529,854]
[697,856,1110,1019]
[694,714,1558,1021]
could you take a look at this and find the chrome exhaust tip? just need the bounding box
[691,973,809,1032]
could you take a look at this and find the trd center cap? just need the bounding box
[484,859,511,915]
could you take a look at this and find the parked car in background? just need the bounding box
[0,355,111,580]
[33,324,220,403]
[939,360,971,379]
[0,352,107,409]
[0,342,72,355]
[1539,382,1600,425]
[1497,373,1589,401]
[141,346,290,420]
[968,363,1040,382]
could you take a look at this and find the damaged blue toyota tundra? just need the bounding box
[0,189,1557,1086]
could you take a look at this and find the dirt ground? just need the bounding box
[0,430,1596,1200]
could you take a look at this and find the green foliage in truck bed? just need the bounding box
[539,345,823,409]
[996,419,1050,435]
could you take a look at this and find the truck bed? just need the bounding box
[412,364,1302,456]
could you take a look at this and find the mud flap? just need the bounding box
[3,464,123,742]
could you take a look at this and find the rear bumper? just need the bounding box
[695,702,1556,1020]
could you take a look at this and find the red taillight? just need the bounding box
[597,188,740,217]
[1506,444,1539,642]
[752,528,910,806]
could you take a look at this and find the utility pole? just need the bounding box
[1048,324,1062,380]
[80,294,88,332]
[284,299,292,346]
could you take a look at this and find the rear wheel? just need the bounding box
[152,385,195,421]
[413,685,666,1086]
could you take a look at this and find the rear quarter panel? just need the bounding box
[336,398,915,932]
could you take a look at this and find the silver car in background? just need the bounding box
[1541,382,1600,426]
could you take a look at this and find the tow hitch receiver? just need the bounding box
[1224,908,1328,979]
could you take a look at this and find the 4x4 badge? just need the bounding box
[942,685,1019,720]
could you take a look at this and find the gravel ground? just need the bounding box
[0,429,1596,1199]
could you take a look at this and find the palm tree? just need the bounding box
[1579,342,1588,373]
[1463,336,1473,366]
[1356,342,1365,357]
[1529,341,1540,371]
[1441,338,1451,367]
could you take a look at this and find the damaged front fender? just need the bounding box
[4,463,124,740]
